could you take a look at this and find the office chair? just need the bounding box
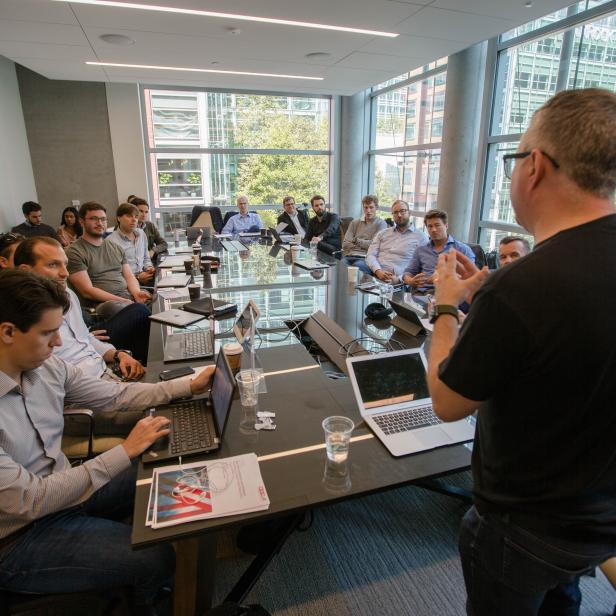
[189,206,224,233]
[339,217,353,245]
[61,409,125,462]
[467,243,487,269]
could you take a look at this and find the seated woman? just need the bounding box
[56,206,82,248]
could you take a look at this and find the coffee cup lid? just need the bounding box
[223,342,243,354]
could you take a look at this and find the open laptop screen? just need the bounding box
[352,352,430,409]
[210,352,235,434]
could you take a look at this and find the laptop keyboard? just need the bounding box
[169,401,213,455]
[182,330,213,359]
[373,405,441,435]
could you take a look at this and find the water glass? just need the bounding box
[236,369,263,407]
[322,416,354,463]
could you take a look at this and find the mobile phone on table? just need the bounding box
[159,366,195,381]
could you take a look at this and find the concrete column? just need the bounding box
[337,91,370,219]
[438,42,487,242]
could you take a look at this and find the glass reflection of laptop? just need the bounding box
[346,348,475,457]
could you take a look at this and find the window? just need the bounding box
[477,1,616,249]
[142,89,331,237]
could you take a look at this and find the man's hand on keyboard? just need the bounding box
[190,365,216,395]
[122,415,171,459]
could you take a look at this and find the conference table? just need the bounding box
[132,234,472,616]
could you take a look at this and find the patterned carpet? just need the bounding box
[213,472,616,615]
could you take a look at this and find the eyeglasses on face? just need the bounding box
[502,150,560,180]
[85,216,108,223]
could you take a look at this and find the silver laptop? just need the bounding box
[346,348,475,457]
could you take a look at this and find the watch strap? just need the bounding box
[429,304,459,324]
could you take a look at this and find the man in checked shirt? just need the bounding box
[0,269,215,614]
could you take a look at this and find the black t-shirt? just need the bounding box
[439,214,616,536]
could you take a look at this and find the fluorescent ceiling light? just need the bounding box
[87,61,324,80]
[54,0,399,37]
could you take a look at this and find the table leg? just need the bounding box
[173,533,218,616]
[414,478,472,503]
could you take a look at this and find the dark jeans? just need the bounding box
[344,256,372,274]
[90,303,151,365]
[0,463,174,606]
[459,506,613,616]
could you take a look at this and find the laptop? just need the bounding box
[156,274,192,288]
[159,255,190,268]
[150,308,205,328]
[221,239,247,252]
[142,352,235,464]
[388,293,428,337]
[268,227,297,247]
[182,296,238,317]
[163,327,214,362]
[294,259,329,270]
[346,348,475,457]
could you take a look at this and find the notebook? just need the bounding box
[346,348,475,457]
[142,352,235,464]
[156,274,192,288]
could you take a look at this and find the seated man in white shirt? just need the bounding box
[0,268,215,612]
[14,236,145,379]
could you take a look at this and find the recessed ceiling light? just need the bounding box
[53,0,399,37]
[86,61,324,80]
[99,33,135,45]
[305,52,332,61]
[525,0,533,6]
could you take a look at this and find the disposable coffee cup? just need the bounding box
[183,258,194,274]
[192,254,200,268]
[236,369,263,406]
[348,265,359,280]
[200,260,212,274]
[291,245,301,262]
[222,342,243,373]
[188,284,200,301]
[260,228,268,238]
[192,245,201,256]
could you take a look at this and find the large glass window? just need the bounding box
[142,89,331,237]
[478,1,616,251]
[370,61,447,219]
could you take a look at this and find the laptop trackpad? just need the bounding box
[416,427,451,449]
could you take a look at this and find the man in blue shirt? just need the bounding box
[403,209,474,290]
[222,195,263,234]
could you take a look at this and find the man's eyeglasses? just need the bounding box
[503,150,560,180]
[85,216,108,223]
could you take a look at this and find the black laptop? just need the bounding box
[142,352,235,464]
[182,296,238,317]
[388,293,428,337]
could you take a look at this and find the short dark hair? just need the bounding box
[0,233,25,260]
[282,196,295,206]
[310,195,325,206]
[22,201,41,216]
[79,201,107,219]
[60,206,83,238]
[116,203,139,219]
[362,195,379,207]
[0,269,69,332]
[499,235,531,252]
[127,195,148,207]
[424,209,448,225]
[14,237,63,267]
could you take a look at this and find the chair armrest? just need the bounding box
[63,409,94,459]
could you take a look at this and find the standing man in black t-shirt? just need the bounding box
[427,88,616,615]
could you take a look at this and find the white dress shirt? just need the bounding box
[53,288,114,378]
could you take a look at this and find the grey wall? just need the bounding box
[106,82,148,204]
[17,65,118,227]
[0,57,37,231]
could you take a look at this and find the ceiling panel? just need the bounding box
[395,7,515,42]
[0,20,88,45]
[0,0,579,94]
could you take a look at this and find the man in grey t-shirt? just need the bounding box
[66,202,152,363]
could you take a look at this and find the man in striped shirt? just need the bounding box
[0,270,215,611]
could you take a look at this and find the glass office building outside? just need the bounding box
[477,0,616,250]
[141,88,331,236]
[369,59,447,227]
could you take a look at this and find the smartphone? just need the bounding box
[159,366,195,381]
